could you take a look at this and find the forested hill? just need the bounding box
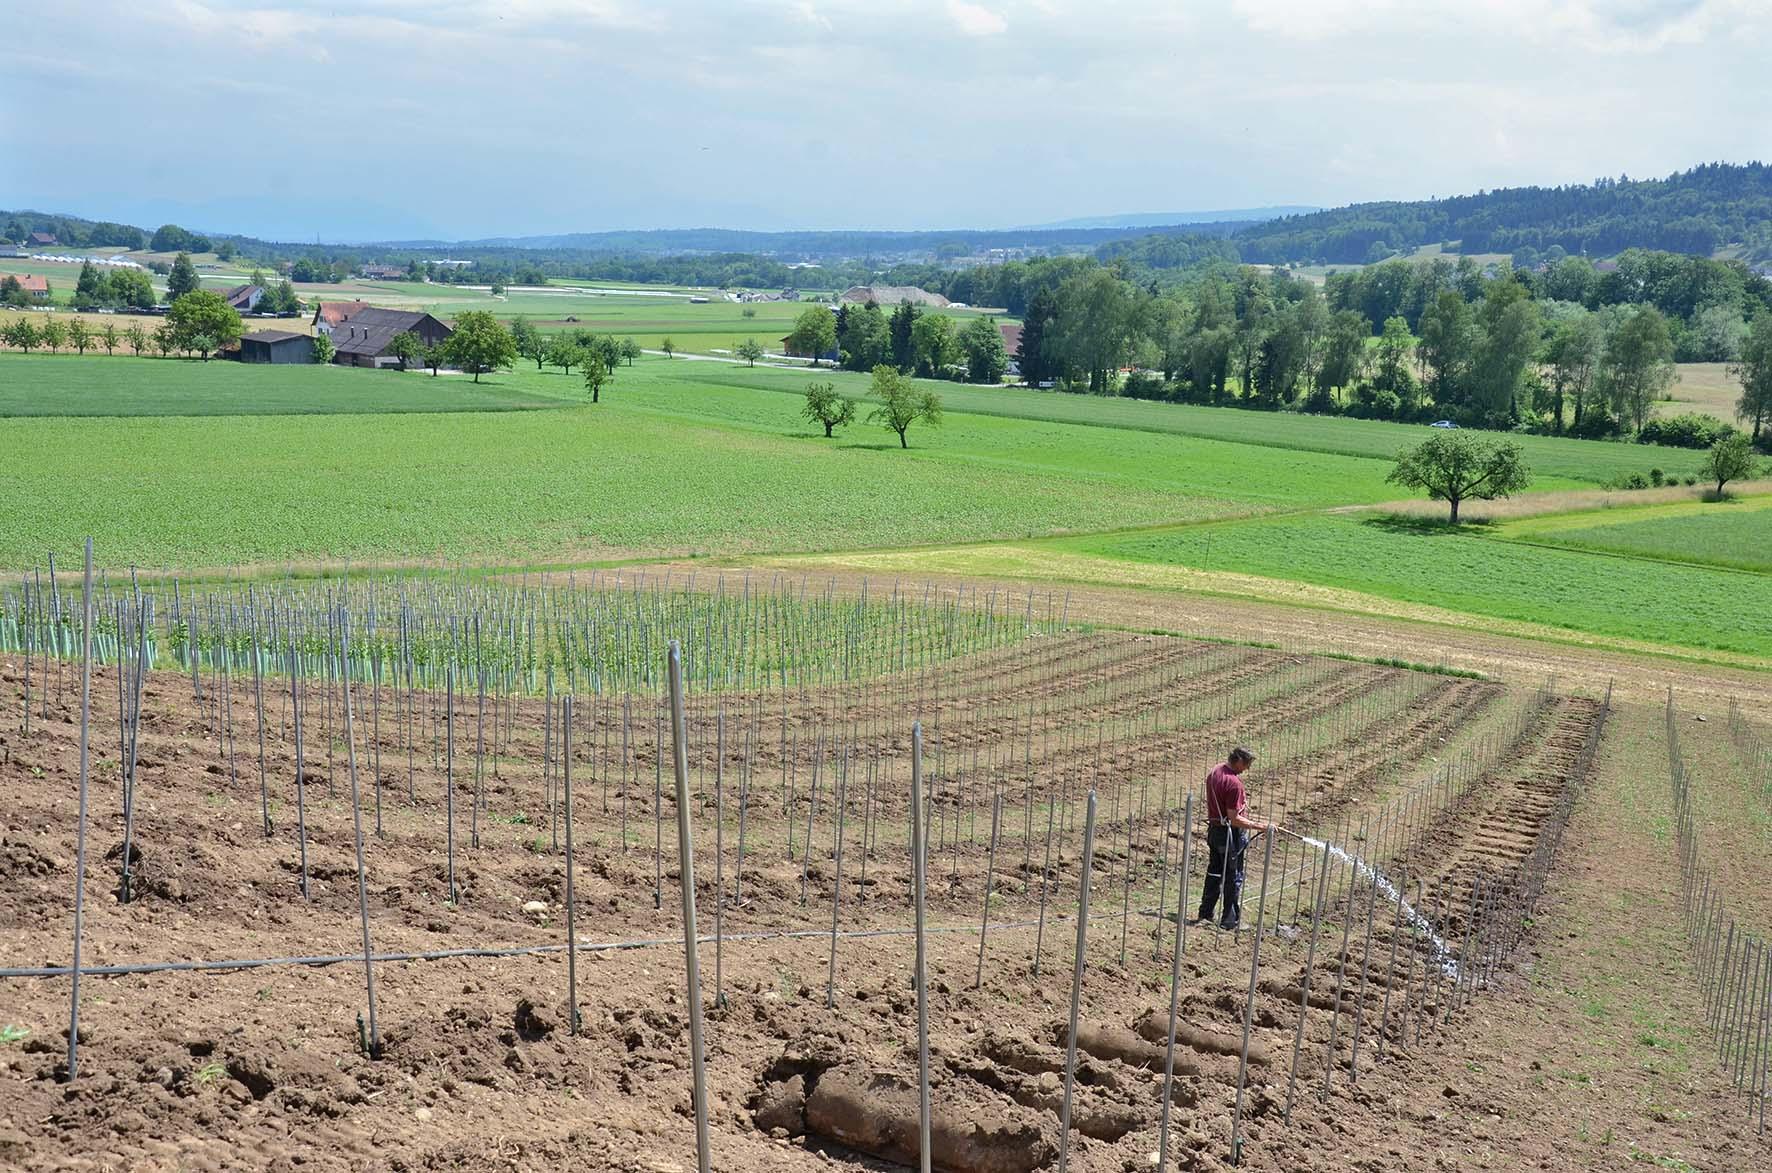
[1226,163,1772,266]
[1148,163,1757,269]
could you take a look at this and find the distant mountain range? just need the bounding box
[7,165,1770,267]
[1018,206,1320,231]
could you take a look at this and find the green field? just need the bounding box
[0,357,1401,569]
[664,360,1702,487]
[1504,497,1772,573]
[0,351,1762,663]
[1066,513,1772,657]
[0,355,568,415]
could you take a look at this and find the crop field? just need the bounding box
[1068,512,1772,658]
[0,355,565,417]
[673,360,1703,487]
[0,358,1416,570]
[0,402,1244,571]
[1,355,1761,666]
[1502,497,1772,573]
[293,280,856,349]
[521,296,814,357]
[15,569,1738,1173]
[1,341,1769,1173]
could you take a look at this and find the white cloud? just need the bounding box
[790,1,835,31]
[1229,0,1761,51]
[9,0,1772,237]
[949,1,1009,36]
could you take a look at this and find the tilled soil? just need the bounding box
[0,647,1754,1171]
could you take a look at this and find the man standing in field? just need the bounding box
[1195,747,1273,931]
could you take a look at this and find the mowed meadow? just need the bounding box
[1064,513,1772,658]
[0,355,1398,567]
[1,348,1764,664]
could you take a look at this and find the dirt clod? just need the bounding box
[514,998,558,1040]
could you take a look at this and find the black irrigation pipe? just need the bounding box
[1,910,1138,982]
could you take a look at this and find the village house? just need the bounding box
[358,264,406,280]
[330,307,452,368]
[222,284,265,313]
[11,274,51,302]
[311,300,371,335]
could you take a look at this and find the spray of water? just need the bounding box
[1298,836,1461,980]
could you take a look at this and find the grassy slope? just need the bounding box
[1065,513,1772,657]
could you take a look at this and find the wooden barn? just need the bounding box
[238,329,314,364]
[330,308,452,368]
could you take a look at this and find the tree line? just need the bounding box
[2,287,246,360]
[781,301,1010,384]
[3,212,145,251]
[960,255,1772,447]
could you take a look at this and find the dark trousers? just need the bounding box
[1198,824,1247,928]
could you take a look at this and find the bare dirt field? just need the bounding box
[3,617,1764,1172]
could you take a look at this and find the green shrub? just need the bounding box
[1121,371,1170,402]
[1570,411,1622,440]
[1638,413,1736,450]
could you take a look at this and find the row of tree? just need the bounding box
[783,302,1011,384]
[1,288,246,360]
[509,317,640,383]
[1321,250,1771,360]
[3,214,145,250]
[980,257,1771,444]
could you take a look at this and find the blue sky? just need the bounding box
[3,0,1766,242]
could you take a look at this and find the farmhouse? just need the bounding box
[311,300,371,335]
[359,264,406,280]
[29,231,58,247]
[238,329,314,364]
[330,307,451,368]
[839,284,951,307]
[222,284,265,312]
[11,274,51,302]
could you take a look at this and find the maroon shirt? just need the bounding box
[1205,763,1246,824]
